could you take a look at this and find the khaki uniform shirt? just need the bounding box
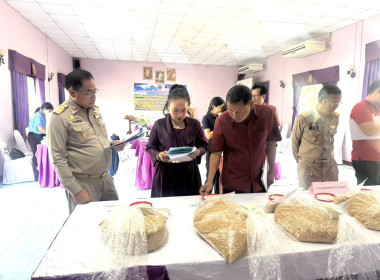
[48,98,112,195]
[292,108,339,162]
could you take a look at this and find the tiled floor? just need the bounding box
[0,151,356,280]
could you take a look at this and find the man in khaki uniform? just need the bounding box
[292,84,342,189]
[48,69,124,213]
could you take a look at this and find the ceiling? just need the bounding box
[5,0,380,66]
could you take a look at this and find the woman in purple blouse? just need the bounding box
[146,85,208,197]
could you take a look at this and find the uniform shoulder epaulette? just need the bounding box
[54,103,68,114]
[333,112,340,117]
[301,110,312,118]
[94,104,99,108]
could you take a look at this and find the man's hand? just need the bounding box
[267,170,275,188]
[111,140,125,152]
[199,181,213,195]
[74,190,94,204]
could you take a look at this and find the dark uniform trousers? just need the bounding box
[297,157,339,189]
[352,160,380,186]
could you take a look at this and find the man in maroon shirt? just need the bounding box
[200,85,281,194]
[350,79,380,185]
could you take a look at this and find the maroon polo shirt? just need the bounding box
[211,104,281,193]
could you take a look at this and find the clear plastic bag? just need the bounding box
[274,198,339,243]
[346,191,380,231]
[92,205,167,280]
[193,198,249,263]
[247,205,318,280]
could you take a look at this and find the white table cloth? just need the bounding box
[32,193,380,280]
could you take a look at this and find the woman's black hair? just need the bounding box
[206,97,225,114]
[163,84,191,115]
[36,102,54,113]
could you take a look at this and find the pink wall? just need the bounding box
[2,0,380,164]
[0,0,72,147]
[79,59,237,136]
[252,14,380,162]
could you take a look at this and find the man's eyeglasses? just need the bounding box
[325,99,343,107]
[75,88,99,98]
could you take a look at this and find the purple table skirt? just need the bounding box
[32,265,169,280]
[135,141,154,190]
[275,162,282,180]
[36,144,61,188]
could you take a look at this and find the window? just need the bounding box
[27,76,41,119]
[298,84,323,114]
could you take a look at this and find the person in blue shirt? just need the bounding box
[28,102,54,181]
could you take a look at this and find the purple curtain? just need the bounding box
[362,59,380,99]
[34,77,46,104]
[291,86,302,129]
[57,73,66,104]
[11,71,29,139]
[58,85,65,104]
[256,81,270,103]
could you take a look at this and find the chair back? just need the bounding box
[0,140,11,161]
[14,130,32,155]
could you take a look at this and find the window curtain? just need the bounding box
[256,81,270,103]
[57,73,66,104]
[291,65,340,128]
[362,40,380,98]
[11,71,29,139]
[8,50,46,139]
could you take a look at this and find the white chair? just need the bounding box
[14,130,33,156]
[0,139,34,184]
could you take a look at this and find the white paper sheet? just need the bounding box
[349,119,380,140]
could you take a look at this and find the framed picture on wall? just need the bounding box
[155,70,165,84]
[143,66,153,80]
[166,68,176,82]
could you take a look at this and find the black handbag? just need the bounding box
[9,148,25,159]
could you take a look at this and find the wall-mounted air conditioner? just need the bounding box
[281,40,326,58]
[236,77,255,88]
[238,63,264,74]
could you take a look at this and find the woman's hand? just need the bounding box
[158,150,170,162]
[189,149,200,159]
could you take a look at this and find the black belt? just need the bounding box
[73,172,107,179]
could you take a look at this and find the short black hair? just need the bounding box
[318,84,342,101]
[367,79,380,96]
[226,85,252,105]
[163,84,191,115]
[251,84,267,96]
[65,69,94,90]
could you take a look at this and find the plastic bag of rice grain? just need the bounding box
[193,199,249,263]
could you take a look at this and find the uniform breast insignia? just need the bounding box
[333,112,340,117]
[311,137,316,142]
[70,115,82,123]
[54,104,68,115]
[309,122,319,130]
[330,124,336,130]
[83,133,88,141]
